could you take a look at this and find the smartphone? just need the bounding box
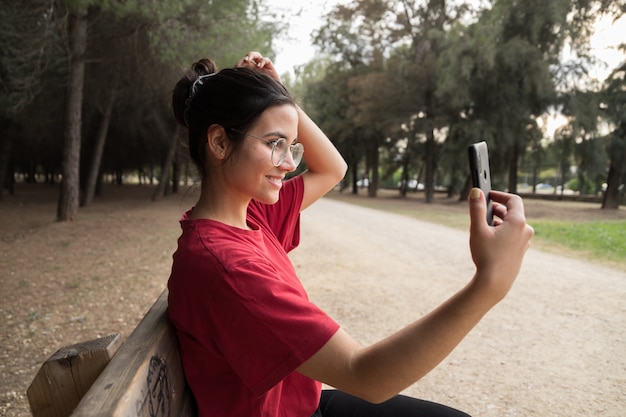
[468,141,493,226]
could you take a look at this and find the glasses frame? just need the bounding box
[231,129,304,167]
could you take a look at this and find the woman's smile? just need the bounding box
[266,175,285,188]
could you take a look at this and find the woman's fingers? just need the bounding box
[235,52,282,83]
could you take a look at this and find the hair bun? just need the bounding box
[191,58,217,77]
[172,57,218,128]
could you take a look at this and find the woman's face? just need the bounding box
[224,104,299,205]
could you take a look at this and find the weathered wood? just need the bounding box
[27,333,123,417]
[69,290,196,417]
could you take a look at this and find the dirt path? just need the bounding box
[292,198,626,416]
[1,185,624,416]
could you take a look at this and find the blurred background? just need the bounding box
[1,0,625,219]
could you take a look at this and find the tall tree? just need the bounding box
[54,0,280,216]
[0,0,59,198]
[314,0,397,196]
[438,0,619,194]
[302,61,361,193]
[601,62,626,209]
[393,0,473,202]
[315,0,474,200]
[57,4,88,221]
[560,90,609,196]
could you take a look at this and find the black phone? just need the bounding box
[468,141,493,226]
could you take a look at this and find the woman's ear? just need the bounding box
[206,124,229,160]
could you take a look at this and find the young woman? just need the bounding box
[167,51,534,417]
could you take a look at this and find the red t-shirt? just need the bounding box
[167,176,339,417]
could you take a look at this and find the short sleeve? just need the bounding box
[248,175,304,252]
[208,259,339,396]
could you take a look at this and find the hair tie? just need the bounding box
[183,73,217,127]
[189,73,216,100]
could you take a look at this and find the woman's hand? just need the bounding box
[468,188,534,303]
[235,51,282,83]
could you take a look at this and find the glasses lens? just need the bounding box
[271,138,287,166]
[291,143,304,166]
[270,139,304,167]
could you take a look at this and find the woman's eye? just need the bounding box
[271,138,287,148]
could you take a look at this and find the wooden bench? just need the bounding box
[27,290,196,417]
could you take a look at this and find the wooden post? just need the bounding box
[27,334,122,417]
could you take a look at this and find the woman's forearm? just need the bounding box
[349,276,495,402]
[298,275,496,404]
[296,105,347,209]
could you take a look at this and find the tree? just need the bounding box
[560,90,609,196]
[313,0,473,200]
[392,0,475,202]
[57,4,88,221]
[313,0,396,196]
[438,0,620,194]
[601,62,626,209]
[553,125,576,195]
[52,0,280,217]
[302,61,361,193]
[0,0,60,199]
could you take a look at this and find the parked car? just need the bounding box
[356,178,369,188]
[398,179,424,192]
[535,183,554,193]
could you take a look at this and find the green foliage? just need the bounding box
[566,176,595,192]
[4,0,624,210]
[3,0,285,184]
[532,220,626,265]
[0,0,62,114]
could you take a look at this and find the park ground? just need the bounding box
[1,183,624,416]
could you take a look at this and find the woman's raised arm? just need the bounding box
[295,106,347,210]
[235,51,347,210]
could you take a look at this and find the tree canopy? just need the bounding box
[1,0,624,211]
[1,0,281,215]
[302,0,625,207]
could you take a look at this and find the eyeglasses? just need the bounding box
[231,129,304,167]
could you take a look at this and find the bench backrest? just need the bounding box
[69,290,196,417]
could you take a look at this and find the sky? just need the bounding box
[268,1,344,75]
[587,13,626,81]
[268,0,625,82]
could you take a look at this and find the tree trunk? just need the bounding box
[57,7,87,221]
[0,120,14,201]
[602,129,625,210]
[152,128,180,202]
[507,143,519,194]
[399,161,409,197]
[82,90,117,207]
[424,131,436,203]
[602,162,622,210]
[458,173,472,201]
[367,143,378,198]
[601,164,621,209]
[172,151,180,194]
[350,157,358,195]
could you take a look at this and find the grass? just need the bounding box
[531,220,626,266]
[326,188,626,270]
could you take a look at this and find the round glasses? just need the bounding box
[231,129,304,167]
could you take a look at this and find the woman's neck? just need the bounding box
[190,183,251,229]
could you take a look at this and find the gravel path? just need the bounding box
[291,198,626,416]
[2,186,624,417]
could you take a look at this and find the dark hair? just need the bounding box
[172,59,295,174]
